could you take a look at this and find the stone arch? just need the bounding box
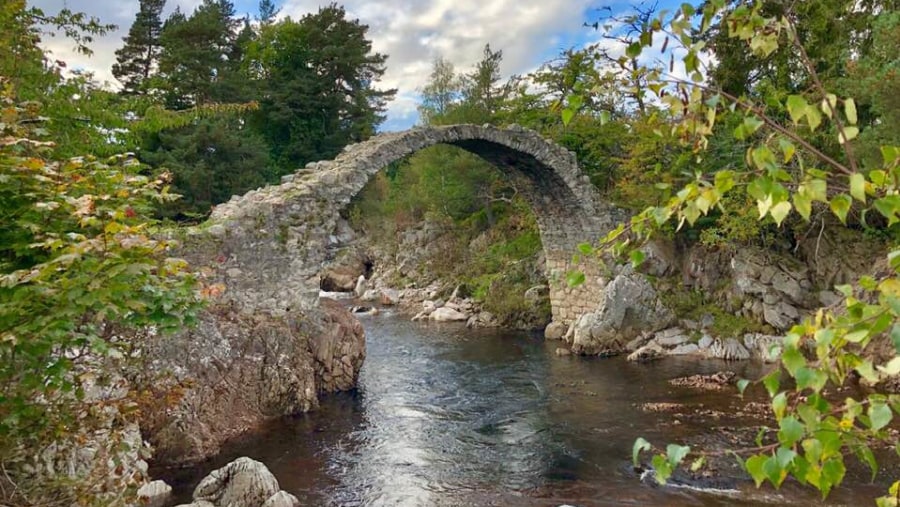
[194,124,623,324]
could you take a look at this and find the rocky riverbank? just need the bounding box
[121,215,895,503]
[137,299,365,465]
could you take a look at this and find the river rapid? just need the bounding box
[159,310,894,506]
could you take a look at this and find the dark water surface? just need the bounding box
[159,311,894,506]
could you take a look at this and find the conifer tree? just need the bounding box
[157,0,240,107]
[258,0,279,25]
[112,0,165,94]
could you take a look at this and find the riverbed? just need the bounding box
[159,310,895,506]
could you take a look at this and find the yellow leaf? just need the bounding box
[758,194,773,219]
[878,278,900,297]
[770,201,792,226]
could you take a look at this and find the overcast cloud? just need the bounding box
[33,0,619,130]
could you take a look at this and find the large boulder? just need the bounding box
[177,457,300,507]
[571,270,674,356]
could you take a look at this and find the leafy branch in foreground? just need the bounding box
[572,1,900,503]
[0,76,202,505]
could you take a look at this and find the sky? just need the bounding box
[32,0,678,131]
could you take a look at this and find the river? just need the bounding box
[160,310,894,506]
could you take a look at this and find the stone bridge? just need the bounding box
[188,124,623,325]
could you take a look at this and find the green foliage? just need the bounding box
[0,78,201,504]
[418,56,461,125]
[156,0,247,107]
[245,4,395,170]
[140,117,273,219]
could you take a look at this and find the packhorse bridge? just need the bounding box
[188,124,623,325]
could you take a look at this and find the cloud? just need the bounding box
[32,0,608,129]
[33,0,206,87]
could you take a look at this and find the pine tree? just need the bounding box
[462,44,504,122]
[258,0,278,25]
[157,0,240,107]
[248,4,395,170]
[112,0,165,95]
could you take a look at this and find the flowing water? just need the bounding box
[159,310,895,506]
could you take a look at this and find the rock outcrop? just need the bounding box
[140,300,364,465]
[570,269,674,356]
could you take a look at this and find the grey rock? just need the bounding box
[638,240,677,277]
[698,334,714,350]
[430,307,468,322]
[544,322,568,340]
[705,338,750,361]
[763,301,800,330]
[625,333,652,352]
[669,343,700,356]
[627,342,667,362]
[555,347,572,356]
[744,334,782,362]
[817,290,843,307]
[137,480,172,507]
[571,271,674,356]
[379,289,401,306]
[262,491,301,507]
[654,329,688,347]
[193,457,280,507]
[354,275,366,297]
[770,270,805,303]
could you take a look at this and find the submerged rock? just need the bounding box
[669,371,736,390]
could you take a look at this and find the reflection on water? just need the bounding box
[158,310,895,506]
